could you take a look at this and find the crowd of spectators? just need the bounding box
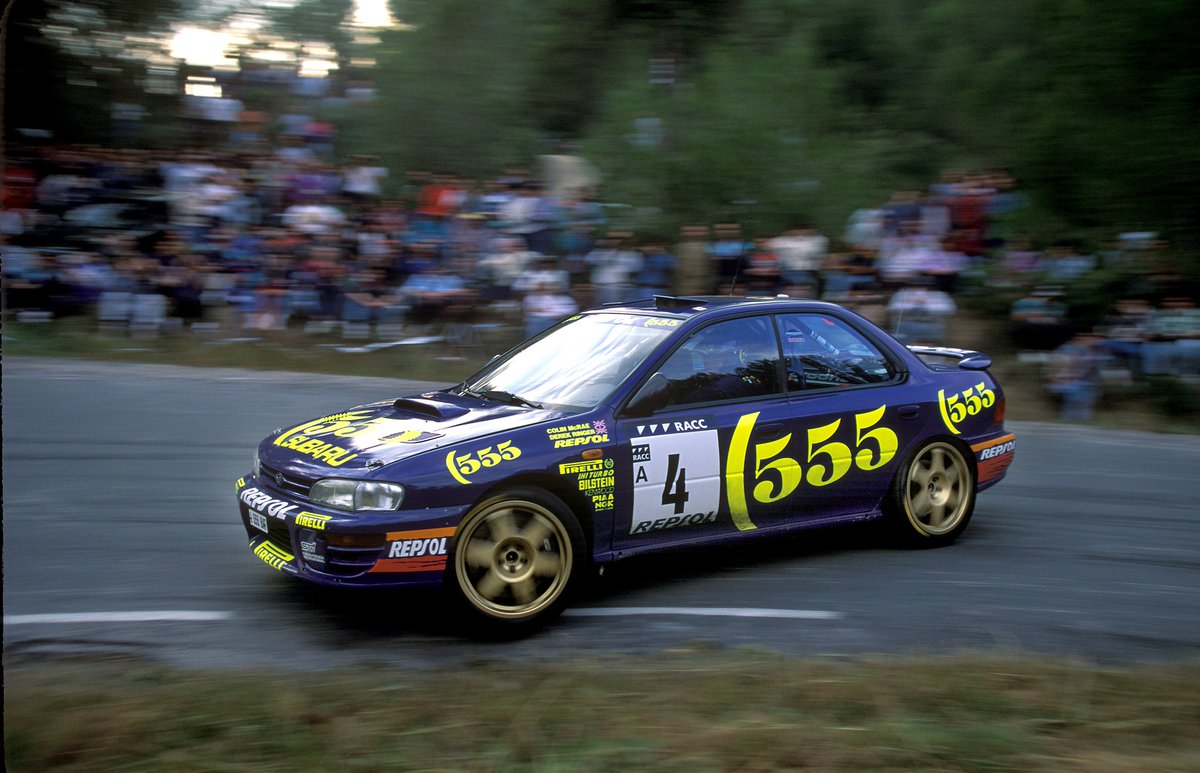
[995,232,1200,419]
[2,142,615,339]
[3,131,1197,421]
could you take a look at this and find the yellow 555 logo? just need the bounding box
[446,440,522,485]
[725,406,898,531]
[938,383,996,435]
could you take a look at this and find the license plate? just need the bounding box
[249,510,268,533]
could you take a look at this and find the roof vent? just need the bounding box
[654,295,707,310]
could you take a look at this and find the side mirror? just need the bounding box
[624,372,670,417]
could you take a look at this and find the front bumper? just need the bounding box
[235,475,462,588]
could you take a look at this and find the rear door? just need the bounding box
[767,311,926,521]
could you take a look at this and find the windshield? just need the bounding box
[463,313,677,409]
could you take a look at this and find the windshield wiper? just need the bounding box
[457,384,484,399]
[459,385,542,409]
[479,389,543,409]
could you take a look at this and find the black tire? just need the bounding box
[449,488,584,631]
[889,439,975,547]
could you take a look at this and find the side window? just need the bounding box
[777,314,896,391]
[656,316,781,408]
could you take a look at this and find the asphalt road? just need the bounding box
[4,357,1199,669]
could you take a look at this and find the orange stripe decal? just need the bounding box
[384,526,457,541]
[368,557,449,574]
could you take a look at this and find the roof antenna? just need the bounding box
[726,200,756,296]
[729,244,745,296]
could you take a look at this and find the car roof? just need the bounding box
[591,294,850,320]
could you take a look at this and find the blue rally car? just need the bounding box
[237,296,1015,629]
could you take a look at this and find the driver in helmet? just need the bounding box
[681,336,767,403]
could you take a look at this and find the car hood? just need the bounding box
[258,390,565,478]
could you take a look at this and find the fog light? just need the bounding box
[326,533,386,548]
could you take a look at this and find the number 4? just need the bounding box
[661,453,690,514]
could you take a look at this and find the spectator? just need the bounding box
[522,281,579,338]
[674,225,712,296]
[769,224,827,294]
[512,254,569,296]
[820,246,877,300]
[4,250,58,312]
[157,257,207,322]
[397,262,470,325]
[1046,333,1104,421]
[992,236,1043,287]
[342,267,406,328]
[1143,297,1200,376]
[340,153,386,208]
[877,224,941,288]
[742,238,782,294]
[1010,286,1072,350]
[844,207,886,251]
[586,233,642,305]
[1042,242,1096,281]
[1099,298,1153,376]
[282,198,346,235]
[887,278,957,345]
[637,240,676,296]
[511,181,563,256]
[707,222,750,291]
[479,236,541,300]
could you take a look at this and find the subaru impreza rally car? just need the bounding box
[237,296,1015,629]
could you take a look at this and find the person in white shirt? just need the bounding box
[522,282,579,338]
[586,234,643,305]
[887,277,957,344]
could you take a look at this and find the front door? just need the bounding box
[612,314,793,552]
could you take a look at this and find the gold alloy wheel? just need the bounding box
[454,496,574,621]
[903,441,972,536]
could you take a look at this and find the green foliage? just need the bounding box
[337,0,545,176]
[6,0,1197,247]
[1143,376,1200,418]
[269,0,356,56]
[3,0,183,145]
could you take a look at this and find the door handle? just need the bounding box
[898,405,921,420]
[754,422,788,441]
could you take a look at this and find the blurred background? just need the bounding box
[3,0,1199,427]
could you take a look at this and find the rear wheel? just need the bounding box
[890,440,975,546]
[451,489,583,630]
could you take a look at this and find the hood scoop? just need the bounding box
[392,396,469,421]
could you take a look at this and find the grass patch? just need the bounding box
[6,310,1200,433]
[5,652,1200,772]
[1,314,522,384]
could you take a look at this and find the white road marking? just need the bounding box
[564,607,842,620]
[4,611,232,625]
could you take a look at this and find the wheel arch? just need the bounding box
[885,431,979,545]
[892,431,978,488]
[477,471,597,557]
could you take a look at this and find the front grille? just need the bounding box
[259,462,315,499]
[266,518,293,554]
[249,466,389,578]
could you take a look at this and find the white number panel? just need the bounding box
[629,421,721,535]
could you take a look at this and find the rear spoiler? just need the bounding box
[907,345,992,371]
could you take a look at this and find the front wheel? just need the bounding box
[450,488,584,631]
[889,439,975,547]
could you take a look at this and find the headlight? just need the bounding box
[309,479,405,512]
[354,481,407,511]
[252,450,262,477]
